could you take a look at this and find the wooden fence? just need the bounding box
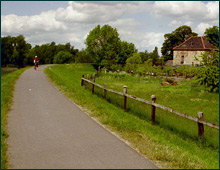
[81,74,219,138]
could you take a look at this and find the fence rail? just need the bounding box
[81,75,219,138]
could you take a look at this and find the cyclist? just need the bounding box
[34,56,39,70]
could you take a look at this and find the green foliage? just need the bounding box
[125,53,142,73]
[163,66,174,76]
[139,47,161,66]
[150,47,160,65]
[161,25,198,61]
[85,25,121,69]
[30,42,79,65]
[85,24,137,70]
[139,50,151,63]
[53,51,74,64]
[75,50,94,63]
[196,50,219,92]
[175,65,193,78]
[1,35,31,68]
[117,41,137,65]
[1,35,80,67]
[204,26,219,48]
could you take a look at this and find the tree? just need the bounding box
[139,50,151,63]
[85,25,121,69]
[53,51,74,64]
[125,53,142,73]
[163,66,174,77]
[204,26,219,48]
[75,50,94,63]
[15,35,30,68]
[149,46,160,65]
[117,41,137,65]
[1,36,13,66]
[161,25,197,61]
[1,35,30,68]
[196,50,219,92]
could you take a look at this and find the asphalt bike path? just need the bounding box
[7,65,158,169]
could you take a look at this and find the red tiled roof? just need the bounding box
[173,36,218,51]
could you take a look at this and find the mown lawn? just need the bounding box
[45,64,219,169]
[1,67,29,169]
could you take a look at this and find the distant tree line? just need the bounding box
[1,25,218,70]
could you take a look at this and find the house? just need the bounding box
[173,36,218,66]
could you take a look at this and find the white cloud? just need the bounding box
[1,1,218,54]
[140,32,164,53]
[195,23,213,35]
[184,21,194,27]
[55,1,149,24]
[153,1,219,23]
[168,20,182,28]
[26,32,83,47]
[107,18,142,31]
[1,11,67,35]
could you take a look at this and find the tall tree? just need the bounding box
[161,25,197,61]
[125,53,143,73]
[150,46,160,65]
[204,26,219,48]
[15,35,30,68]
[116,41,137,65]
[139,50,151,63]
[1,35,30,68]
[85,24,121,69]
[1,36,13,66]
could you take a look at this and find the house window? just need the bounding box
[181,56,184,64]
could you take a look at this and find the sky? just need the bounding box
[1,1,219,54]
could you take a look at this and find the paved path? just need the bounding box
[7,65,158,169]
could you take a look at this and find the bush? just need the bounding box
[163,66,174,76]
[196,50,219,92]
[53,51,74,64]
[75,50,94,63]
[125,53,142,73]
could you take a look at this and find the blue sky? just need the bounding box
[1,1,219,54]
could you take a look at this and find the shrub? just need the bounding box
[53,51,74,64]
[196,50,219,92]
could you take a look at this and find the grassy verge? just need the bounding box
[91,72,219,149]
[45,64,219,169]
[1,67,29,169]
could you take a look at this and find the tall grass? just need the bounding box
[1,67,28,169]
[90,72,219,148]
[45,64,219,169]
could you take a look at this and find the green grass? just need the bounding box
[45,64,219,169]
[1,67,28,169]
[92,72,219,149]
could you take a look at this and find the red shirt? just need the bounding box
[34,57,39,63]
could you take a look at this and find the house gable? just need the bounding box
[173,36,218,65]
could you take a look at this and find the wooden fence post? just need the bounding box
[92,77,95,94]
[104,83,107,101]
[198,112,204,138]
[87,74,89,79]
[81,75,84,86]
[123,86,127,111]
[151,95,156,125]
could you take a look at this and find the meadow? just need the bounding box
[88,71,219,148]
[45,64,219,169]
[1,67,28,169]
